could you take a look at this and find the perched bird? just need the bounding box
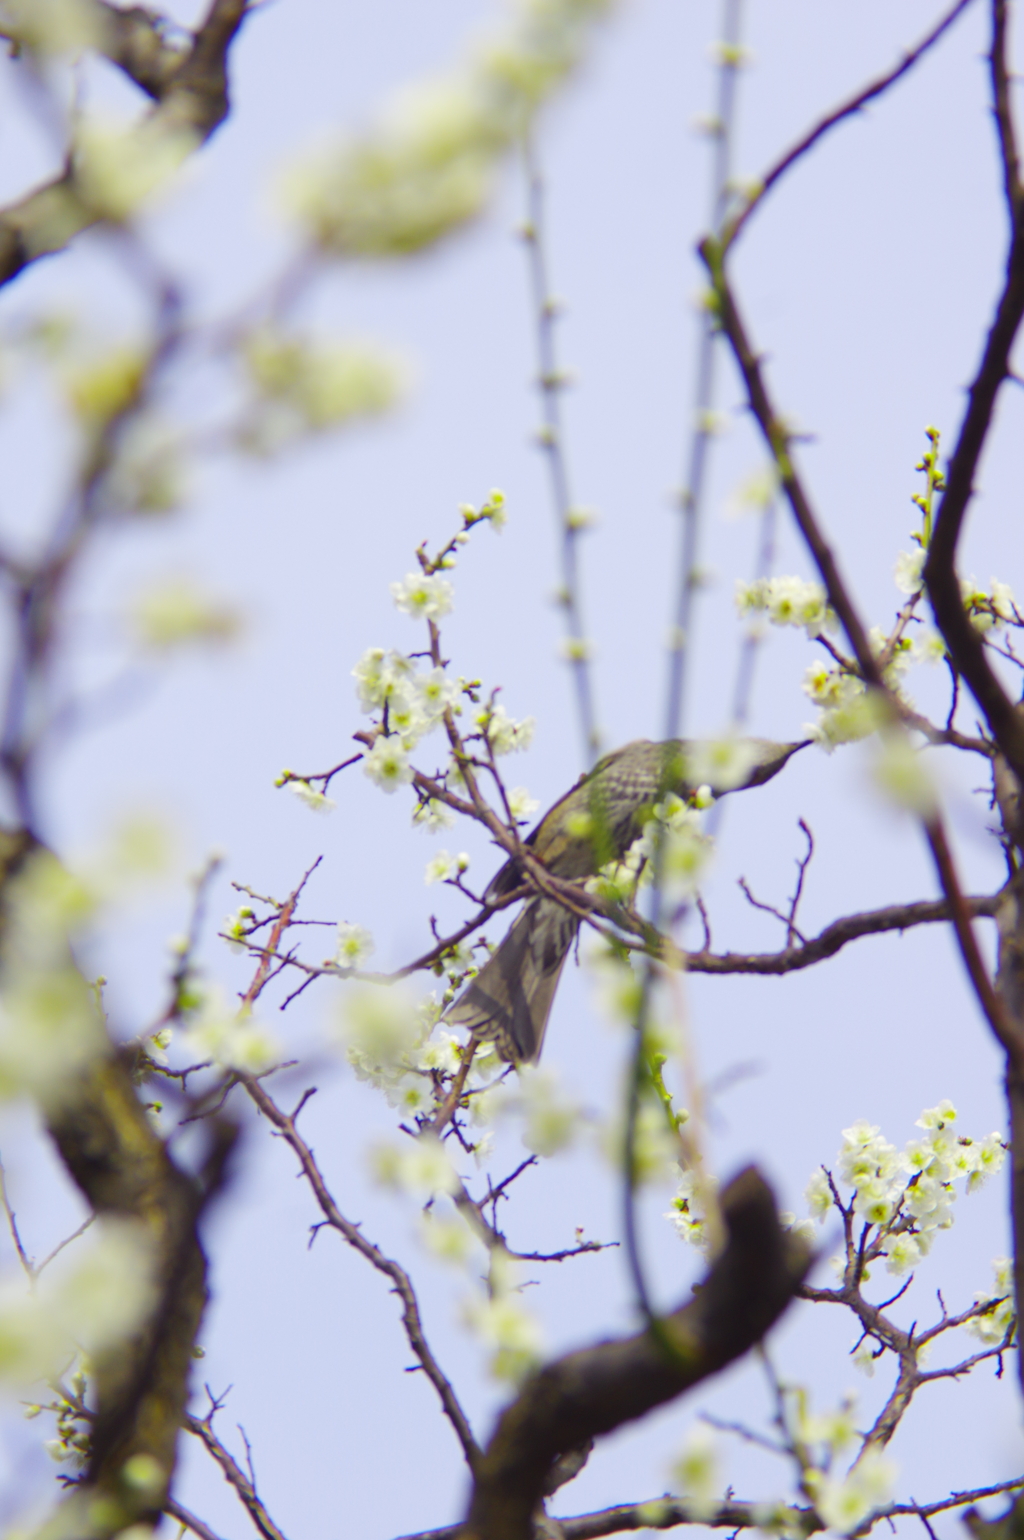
[446,737,806,1063]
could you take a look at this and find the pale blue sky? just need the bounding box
[1,1,1022,1535]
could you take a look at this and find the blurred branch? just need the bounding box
[665,0,745,740]
[459,1168,809,1540]
[521,141,600,765]
[46,1051,234,1533]
[0,0,251,289]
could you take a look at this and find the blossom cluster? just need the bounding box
[0,1219,155,1393]
[336,983,504,1122]
[288,0,615,258]
[735,575,834,639]
[802,1101,1005,1277]
[240,329,403,454]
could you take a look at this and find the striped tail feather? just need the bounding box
[445,898,580,1064]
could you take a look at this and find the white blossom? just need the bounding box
[477,702,535,754]
[180,988,280,1073]
[424,850,457,885]
[462,1284,543,1383]
[371,1136,459,1197]
[807,1449,896,1535]
[352,647,415,711]
[336,985,425,1090]
[391,571,454,622]
[893,548,926,595]
[363,736,414,793]
[290,780,336,814]
[514,1065,581,1157]
[966,1258,1016,1345]
[669,1427,719,1519]
[335,923,375,970]
[734,574,832,637]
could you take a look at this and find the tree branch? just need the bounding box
[185,1408,289,1540]
[922,0,1024,783]
[459,1168,810,1540]
[726,0,977,249]
[237,1075,481,1472]
[0,0,250,289]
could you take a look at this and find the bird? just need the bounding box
[445,737,807,1063]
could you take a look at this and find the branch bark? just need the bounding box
[0,0,249,289]
[458,1167,809,1540]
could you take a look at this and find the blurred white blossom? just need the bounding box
[391,571,454,623]
[363,736,414,793]
[335,923,375,970]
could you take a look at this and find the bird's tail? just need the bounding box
[445,898,579,1064]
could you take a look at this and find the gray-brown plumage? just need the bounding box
[446,737,806,1063]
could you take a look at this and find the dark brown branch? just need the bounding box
[0,0,250,290]
[726,0,977,248]
[922,1,1024,783]
[399,1476,1024,1540]
[165,1497,228,1540]
[185,1411,288,1540]
[685,892,999,974]
[237,1075,481,1471]
[459,1168,809,1540]
[95,2,190,98]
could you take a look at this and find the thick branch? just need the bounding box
[459,1168,809,1540]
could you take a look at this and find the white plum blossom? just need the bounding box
[507,786,539,821]
[416,666,460,722]
[413,796,455,832]
[787,1103,1007,1279]
[462,1277,544,1383]
[872,730,938,817]
[734,574,832,637]
[391,571,454,622]
[424,850,457,885]
[289,780,336,814]
[371,1135,459,1197]
[894,548,926,594]
[966,1258,1016,1345]
[687,736,763,792]
[806,1167,831,1220]
[803,662,875,748]
[417,1030,462,1076]
[363,735,414,793]
[670,1426,720,1519]
[180,988,280,1073]
[634,794,712,899]
[337,986,426,1091]
[806,1448,896,1535]
[352,646,415,711]
[335,923,375,969]
[666,1167,715,1249]
[513,1065,582,1157]
[477,702,535,754]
